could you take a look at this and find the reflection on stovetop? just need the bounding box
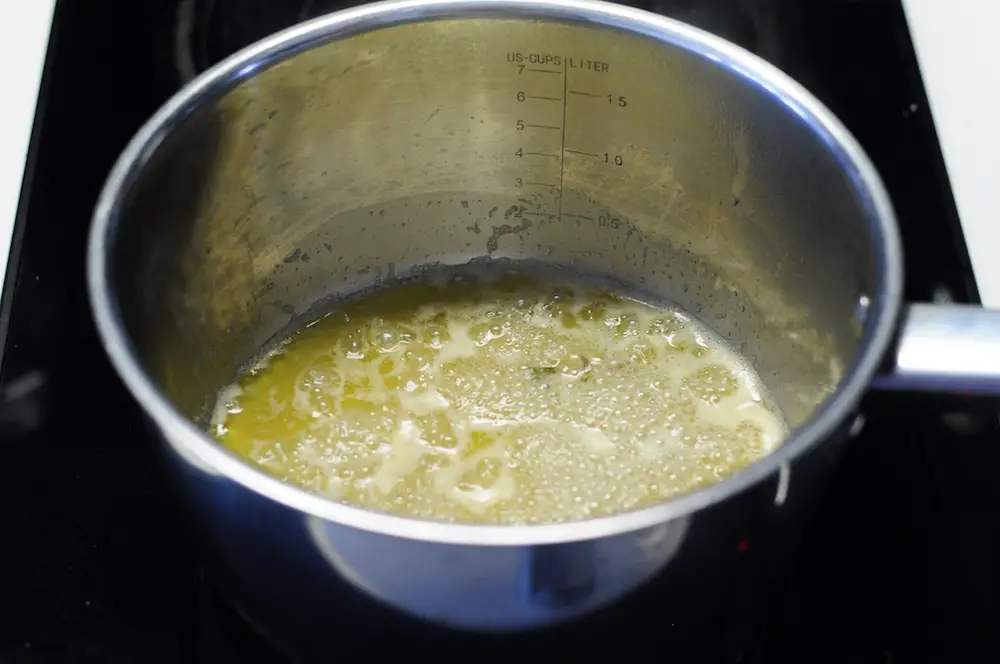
[1,0,998,662]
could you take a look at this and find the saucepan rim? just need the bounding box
[86,0,903,546]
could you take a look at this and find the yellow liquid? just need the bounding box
[212,270,787,524]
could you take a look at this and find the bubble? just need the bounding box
[374,329,398,352]
[558,354,591,378]
[684,364,739,404]
[421,323,449,347]
[616,314,641,337]
[344,338,365,358]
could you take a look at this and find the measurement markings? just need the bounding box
[527,68,561,74]
[526,95,562,102]
[563,213,593,221]
[557,62,569,220]
[523,212,558,218]
[565,149,599,158]
[525,152,560,158]
[568,90,602,98]
[526,123,561,130]
[525,181,558,188]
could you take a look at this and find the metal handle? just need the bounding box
[872,303,1000,396]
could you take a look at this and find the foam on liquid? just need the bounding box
[212,271,788,524]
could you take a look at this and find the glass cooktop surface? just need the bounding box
[1,1,997,662]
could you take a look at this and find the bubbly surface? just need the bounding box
[212,270,787,524]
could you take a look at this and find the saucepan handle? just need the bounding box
[872,303,1000,396]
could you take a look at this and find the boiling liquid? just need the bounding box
[212,270,787,524]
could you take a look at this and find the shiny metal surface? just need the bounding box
[88,0,913,634]
[876,303,1000,396]
[304,514,690,628]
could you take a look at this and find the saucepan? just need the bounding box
[86,0,1000,650]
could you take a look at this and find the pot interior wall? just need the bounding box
[111,16,880,432]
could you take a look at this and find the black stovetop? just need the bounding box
[2,0,999,662]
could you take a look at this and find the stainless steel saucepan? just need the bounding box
[87,0,1000,651]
